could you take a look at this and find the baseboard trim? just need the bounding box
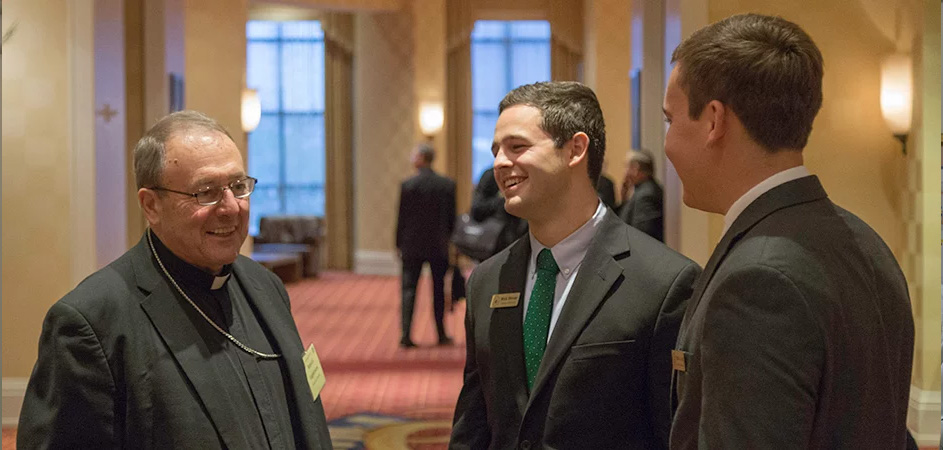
[3,378,28,427]
[354,250,400,276]
[908,384,941,446]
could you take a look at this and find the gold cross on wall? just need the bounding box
[96,103,118,123]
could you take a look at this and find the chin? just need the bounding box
[211,249,240,265]
[681,190,709,213]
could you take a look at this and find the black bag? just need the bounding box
[450,213,504,261]
[450,265,466,303]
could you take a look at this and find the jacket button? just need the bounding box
[520,440,531,450]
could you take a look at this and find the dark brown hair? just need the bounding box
[499,81,607,183]
[671,14,823,151]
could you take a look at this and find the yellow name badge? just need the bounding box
[490,293,521,308]
[671,349,687,372]
[302,344,326,400]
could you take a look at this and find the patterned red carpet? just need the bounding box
[289,272,466,421]
[6,272,935,448]
[3,271,466,449]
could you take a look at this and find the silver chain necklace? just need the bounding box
[147,229,281,360]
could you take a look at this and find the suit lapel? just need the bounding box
[526,213,630,410]
[231,260,331,447]
[489,238,531,417]
[132,237,249,450]
[678,176,829,337]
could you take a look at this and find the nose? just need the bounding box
[493,146,511,170]
[214,188,240,215]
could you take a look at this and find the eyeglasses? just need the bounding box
[149,176,257,206]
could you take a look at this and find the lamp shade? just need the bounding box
[419,102,444,136]
[241,88,262,133]
[879,54,912,135]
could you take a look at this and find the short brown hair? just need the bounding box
[133,110,234,189]
[499,81,606,184]
[671,14,823,151]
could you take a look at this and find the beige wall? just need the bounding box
[2,1,87,378]
[583,0,631,201]
[907,0,941,418]
[184,0,248,155]
[353,10,416,254]
[412,0,447,173]
[271,0,402,12]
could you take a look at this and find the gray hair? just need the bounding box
[629,149,654,175]
[133,110,234,189]
[416,143,435,164]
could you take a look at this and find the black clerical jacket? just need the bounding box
[17,234,333,449]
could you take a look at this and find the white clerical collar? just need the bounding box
[211,273,231,290]
[722,166,812,236]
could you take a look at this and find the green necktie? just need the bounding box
[523,248,559,391]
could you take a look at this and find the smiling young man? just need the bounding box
[18,111,333,449]
[665,14,914,449]
[449,81,701,449]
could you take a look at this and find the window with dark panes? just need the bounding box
[471,20,551,185]
[246,21,326,235]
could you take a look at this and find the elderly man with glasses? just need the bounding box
[17,111,333,449]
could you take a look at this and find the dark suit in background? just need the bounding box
[396,167,456,345]
[471,168,526,259]
[671,176,914,448]
[595,174,616,210]
[451,212,701,449]
[618,178,664,242]
[17,237,332,449]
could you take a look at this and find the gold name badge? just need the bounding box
[303,344,326,400]
[490,293,521,308]
[671,349,687,372]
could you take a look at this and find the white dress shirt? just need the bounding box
[722,166,812,236]
[523,201,607,343]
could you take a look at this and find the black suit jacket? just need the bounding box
[471,168,526,256]
[670,176,914,449]
[17,235,333,449]
[596,175,617,210]
[451,212,701,449]
[619,178,664,241]
[397,167,456,259]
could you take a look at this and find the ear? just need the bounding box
[138,188,161,228]
[567,132,590,168]
[704,100,728,145]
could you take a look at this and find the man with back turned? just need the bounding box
[665,14,914,449]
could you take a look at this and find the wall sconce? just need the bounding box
[241,88,262,133]
[418,102,444,140]
[879,53,912,154]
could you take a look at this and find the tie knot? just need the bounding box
[536,248,559,273]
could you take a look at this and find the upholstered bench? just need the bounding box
[251,252,303,283]
[253,215,324,277]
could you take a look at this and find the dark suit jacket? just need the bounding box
[471,168,526,256]
[451,212,701,449]
[596,175,617,210]
[670,176,914,449]
[619,178,664,242]
[397,167,456,259]
[17,236,333,449]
